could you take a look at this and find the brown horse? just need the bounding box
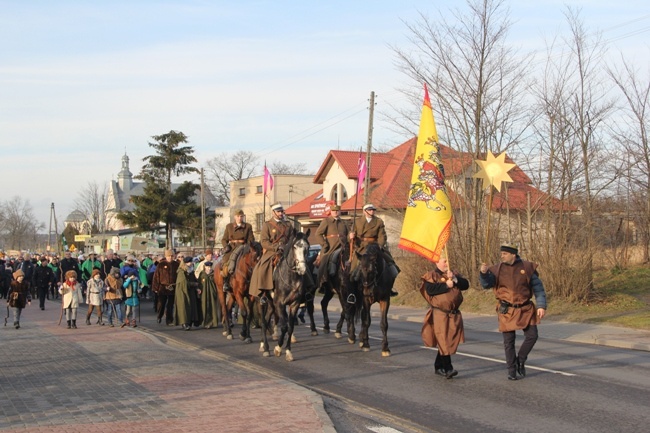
[214,242,262,342]
[356,243,394,356]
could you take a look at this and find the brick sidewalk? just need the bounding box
[0,301,335,432]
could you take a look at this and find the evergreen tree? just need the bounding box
[117,130,201,247]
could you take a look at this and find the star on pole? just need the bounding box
[473,151,516,192]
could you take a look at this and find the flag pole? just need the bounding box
[263,160,267,222]
[483,180,495,262]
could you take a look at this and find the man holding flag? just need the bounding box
[399,83,463,376]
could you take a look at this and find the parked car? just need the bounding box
[307,244,321,282]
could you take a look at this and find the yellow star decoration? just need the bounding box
[473,151,516,192]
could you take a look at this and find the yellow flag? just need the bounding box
[398,83,453,262]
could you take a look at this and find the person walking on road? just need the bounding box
[59,270,84,329]
[123,269,141,328]
[85,269,106,325]
[152,249,179,326]
[7,269,31,329]
[198,261,220,329]
[104,266,125,328]
[174,257,200,330]
[479,243,547,380]
[420,257,469,379]
[32,257,55,310]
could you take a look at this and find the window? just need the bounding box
[238,187,246,197]
[256,185,263,194]
[255,213,264,232]
[329,183,348,204]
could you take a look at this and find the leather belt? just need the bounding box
[361,237,377,241]
[229,240,245,243]
[326,234,342,238]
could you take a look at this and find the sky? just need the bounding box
[1,0,648,230]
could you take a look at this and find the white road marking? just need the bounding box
[366,426,404,433]
[421,346,577,376]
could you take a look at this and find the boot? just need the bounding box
[67,320,71,329]
[131,319,137,328]
[223,279,232,293]
[86,315,91,325]
[14,322,20,329]
[72,320,77,329]
[98,316,104,326]
[121,319,129,328]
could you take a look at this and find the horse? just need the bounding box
[258,229,310,361]
[356,242,395,356]
[214,242,262,342]
[319,241,361,344]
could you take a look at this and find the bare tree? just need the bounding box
[204,150,260,205]
[73,181,109,234]
[0,196,45,250]
[608,54,650,262]
[269,161,308,175]
[391,0,531,277]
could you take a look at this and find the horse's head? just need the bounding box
[285,229,310,276]
[357,243,380,285]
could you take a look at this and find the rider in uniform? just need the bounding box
[249,202,295,304]
[220,209,255,292]
[315,204,349,292]
[349,203,399,297]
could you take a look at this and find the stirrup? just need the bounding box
[346,294,356,304]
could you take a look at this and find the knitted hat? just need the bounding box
[91,269,101,278]
[13,269,24,279]
[65,270,77,279]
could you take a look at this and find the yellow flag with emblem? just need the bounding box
[398,83,453,262]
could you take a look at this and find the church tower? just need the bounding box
[117,153,133,193]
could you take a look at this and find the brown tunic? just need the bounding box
[489,260,540,332]
[221,222,255,266]
[419,270,465,355]
[249,218,294,296]
[152,259,180,294]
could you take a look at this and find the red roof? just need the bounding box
[287,137,574,216]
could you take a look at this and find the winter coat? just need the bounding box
[32,264,55,290]
[173,267,200,326]
[199,270,220,328]
[59,281,84,309]
[123,277,140,307]
[249,218,294,297]
[8,280,31,309]
[85,278,105,306]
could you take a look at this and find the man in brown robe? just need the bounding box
[152,249,179,325]
[479,243,547,380]
[315,205,348,291]
[220,209,255,292]
[420,257,469,379]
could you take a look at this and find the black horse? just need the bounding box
[320,241,361,344]
[259,229,311,361]
[356,242,395,356]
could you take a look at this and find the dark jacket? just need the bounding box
[32,264,55,289]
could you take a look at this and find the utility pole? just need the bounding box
[364,91,375,204]
[48,203,60,254]
[200,168,207,249]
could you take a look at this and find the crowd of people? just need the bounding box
[0,248,219,330]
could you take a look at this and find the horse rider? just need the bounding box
[349,203,399,297]
[249,202,295,305]
[315,204,349,292]
[220,209,255,293]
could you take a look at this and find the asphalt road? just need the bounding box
[136,298,650,433]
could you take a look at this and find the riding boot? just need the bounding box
[86,314,91,325]
[72,320,77,329]
[223,279,232,293]
[67,320,71,329]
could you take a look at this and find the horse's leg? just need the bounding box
[259,300,271,356]
[360,298,372,351]
[274,299,288,357]
[284,302,300,362]
[320,287,333,334]
[237,293,252,344]
[306,297,318,336]
[380,298,390,357]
